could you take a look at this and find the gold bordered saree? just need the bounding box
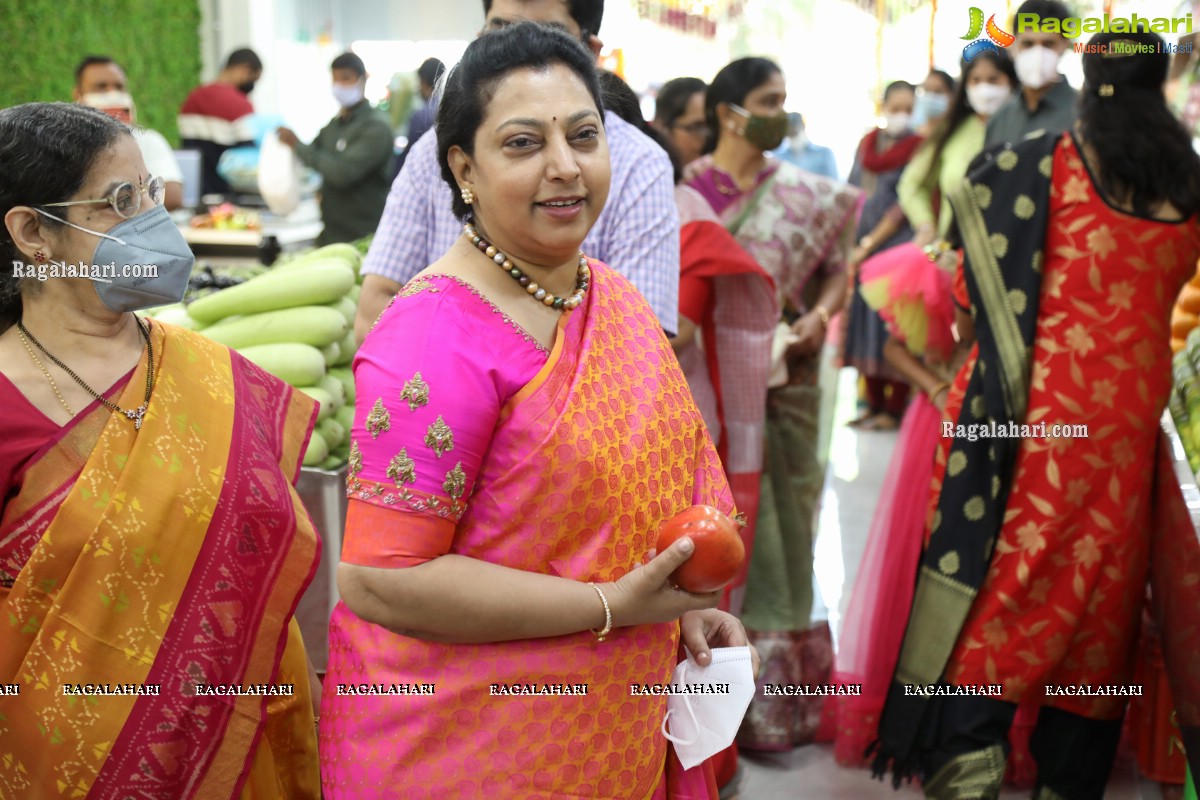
[0,321,321,799]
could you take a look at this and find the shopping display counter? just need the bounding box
[177,199,323,258]
[295,466,347,673]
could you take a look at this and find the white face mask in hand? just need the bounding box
[661,646,757,770]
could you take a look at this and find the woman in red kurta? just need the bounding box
[940,128,1200,700]
[874,31,1200,799]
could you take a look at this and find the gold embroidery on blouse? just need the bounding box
[345,481,466,522]
[400,372,430,410]
[399,277,440,298]
[346,439,364,492]
[442,462,466,499]
[424,415,454,457]
[365,398,391,439]
[387,448,417,486]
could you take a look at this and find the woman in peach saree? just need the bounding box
[0,102,321,798]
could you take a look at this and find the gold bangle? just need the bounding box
[587,582,612,642]
[927,381,950,401]
[813,305,831,328]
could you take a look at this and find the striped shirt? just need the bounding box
[361,110,680,334]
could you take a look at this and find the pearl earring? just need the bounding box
[461,187,475,205]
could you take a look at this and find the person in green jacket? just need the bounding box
[278,52,394,245]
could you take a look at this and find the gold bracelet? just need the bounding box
[813,305,831,328]
[927,381,950,401]
[587,582,612,642]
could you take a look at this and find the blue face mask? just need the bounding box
[36,204,194,312]
[912,92,951,127]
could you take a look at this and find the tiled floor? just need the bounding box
[735,367,1165,799]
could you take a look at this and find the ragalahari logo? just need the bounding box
[962,7,1015,62]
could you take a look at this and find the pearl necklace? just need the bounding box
[463,223,589,311]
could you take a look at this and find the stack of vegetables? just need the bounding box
[1169,326,1200,478]
[141,242,362,470]
[1170,261,1200,353]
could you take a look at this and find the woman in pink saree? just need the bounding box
[320,24,756,800]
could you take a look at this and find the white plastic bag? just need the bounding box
[257,131,302,215]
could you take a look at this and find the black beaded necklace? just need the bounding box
[463,222,589,311]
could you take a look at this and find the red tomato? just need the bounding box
[655,505,745,593]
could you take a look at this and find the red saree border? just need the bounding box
[86,333,319,798]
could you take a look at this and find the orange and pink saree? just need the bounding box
[0,321,321,799]
[321,262,734,799]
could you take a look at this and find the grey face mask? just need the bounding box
[35,204,194,312]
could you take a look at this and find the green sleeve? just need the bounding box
[293,119,392,189]
[937,119,986,237]
[897,140,937,229]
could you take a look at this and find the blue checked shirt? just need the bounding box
[361,110,680,335]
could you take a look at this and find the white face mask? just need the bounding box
[332,82,365,108]
[966,83,1013,117]
[1014,46,1061,90]
[81,90,135,124]
[661,647,756,770]
[883,113,912,134]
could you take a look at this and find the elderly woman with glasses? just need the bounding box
[0,102,322,798]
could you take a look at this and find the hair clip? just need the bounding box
[1098,84,1115,97]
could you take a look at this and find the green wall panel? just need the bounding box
[1,0,202,145]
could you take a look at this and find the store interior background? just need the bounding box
[4,0,1184,183]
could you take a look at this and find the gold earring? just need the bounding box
[461,187,475,205]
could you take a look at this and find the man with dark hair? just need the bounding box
[277,52,393,244]
[178,48,264,196]
[72,55,185,210]
[409,57,446,148]
[225,48,263,79]
[355,0,681,347]
[985,0,1078,146]
[394,57,446,175]
[482,0,603,41]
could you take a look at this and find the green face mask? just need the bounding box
[728,103,788,152]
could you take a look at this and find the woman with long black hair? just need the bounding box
[873,30,1200,799]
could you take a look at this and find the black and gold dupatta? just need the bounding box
[870,132,1059,784]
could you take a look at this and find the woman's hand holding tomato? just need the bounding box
[605,538,722,627]
[655,505,745,592]
[603,506,748,640]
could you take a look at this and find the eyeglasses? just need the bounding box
[43,176,166,219]
[672,121,710,138]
